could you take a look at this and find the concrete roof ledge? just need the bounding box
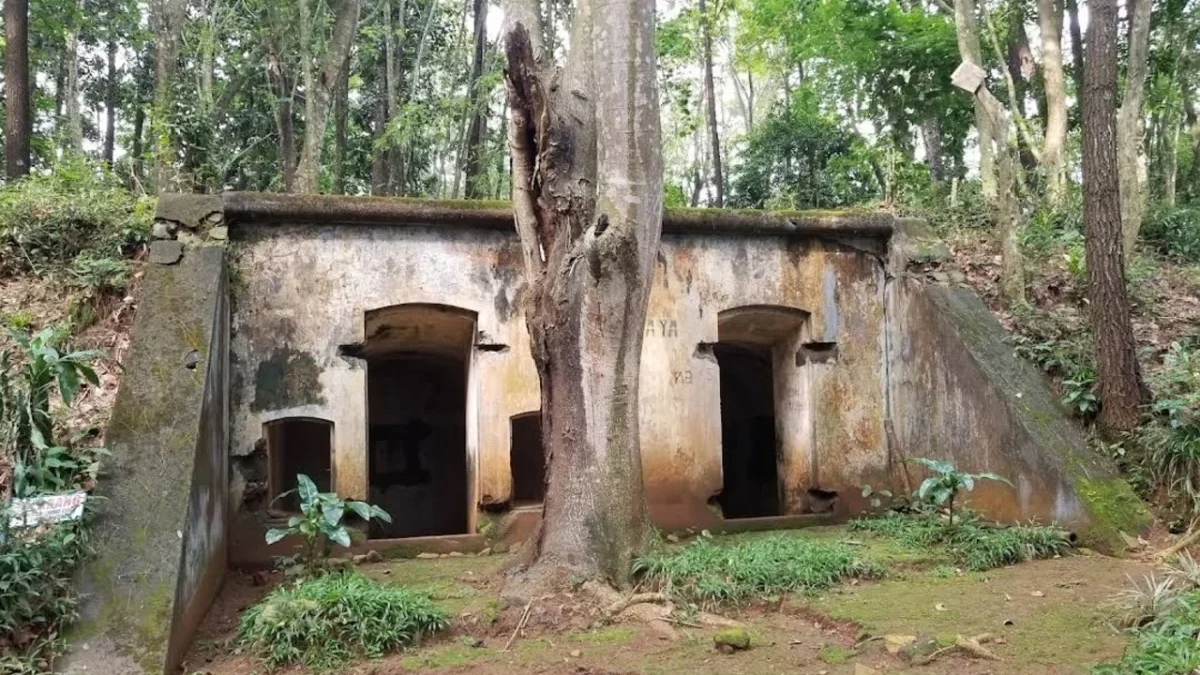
[154,192,896,238]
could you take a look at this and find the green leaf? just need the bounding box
[347,501,373,521]
[909,457,953,475]
[961,474,975,492]
[370,505,392,523]
[972,472,1013,487]
[297,474,318,505]
[57,366,80,404]
[329,527,352,548]
[266,528,290,544]
[323,504,343,528]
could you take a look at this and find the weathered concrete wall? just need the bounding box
[65,245,229,675]
[886,221,1150,548]
[227,223,888,554]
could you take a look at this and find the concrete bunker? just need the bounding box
[714,305,810,519]
[364,304,475,539]
[265,417,333,513]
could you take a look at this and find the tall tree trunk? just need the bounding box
[1065,0,1084,97]
[463,0,489,198]
[922,116,944,183]
[700,0,723,206]
[1006,2,1037,170]
[1117,0,1151,261]
[502,0,661,593]
[332,52,351,195]
[1038,0,1068,205]
[130,49,152,189]
[104,34,118,168]
[384,0,402,194]
[1163,120,1180,206]
[1081,0,1146,435]
[266,34,298,192]
[953,0,997,203]
[295,0,363,194]
[62,0,85,155]
[150,0,187,193]
[4,0,31,179]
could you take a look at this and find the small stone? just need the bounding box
[363,549,383,563]
[206,211,224,223]
[149,240,183,265]
[207,225,228,241]
[151,220,177,239]
[416,552,439,559]
[947,269,967,284]
[184,350,200,370]
[177,230,203,246]
[929,271,950,284]
[353,554,368,565]
[569,650,581,658]
[855,665,880,675]
[665,534,680,543]
[714,627,751,652]
[884,635,915,655]
[1031,590,1045,597]
[448,551,464,557]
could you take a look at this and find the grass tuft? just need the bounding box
[238,571,450,671]
[848,511,1071,571]
[1093,590,1200,674]
[633,533,883,605]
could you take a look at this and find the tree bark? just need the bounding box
[1006,2,1037,170]
[1117,0,1151,261]
[4,0,31,179]
[1038,0,1068,205]
[922,116,944,183]
[150,0,187,193]
[700,0,723,206]
[952,0,997,203]
[104,33,118,168]
[332,52,351,195]
[266,32,298,193]
[295,0,363,193]
[463,0,490,198]
[502,0,661,592]
[1081,0,1147,435]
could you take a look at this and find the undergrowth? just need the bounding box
[237,571,449,671]
[848,511,1071,571]
[1094,589,1200,674]
[633,532,883,605]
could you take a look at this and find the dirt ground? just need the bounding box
[182,528,1156,675]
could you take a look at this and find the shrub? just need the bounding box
[849,511,1071,571]
[0,161,151,277]
[1094,590,1200,674]
[1137,341,1200,515]
[0,518,91,667]
[266,474,391,576]
[1142,202,1200,263]
[633,532,882,605]
[237,572,449,671]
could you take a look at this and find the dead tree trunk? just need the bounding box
[1081,0,1147,434]
[502,0,662,593]
[4,0,31,179]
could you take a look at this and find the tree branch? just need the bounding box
[983,8,1042,163]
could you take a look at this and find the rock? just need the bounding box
[149,240,184,265]
[569,650,581,658]
[353,554,369,565]
[948,269,967,284]
[176,230,203,246]
[416,552,439,559]
[183,350,200,370]
[207,211,224,223]
[207,226,228,241]
[665,534,680,543]
[898,635,940,662]
[929,271,950,284]
[884,635,916,655]
[151,220,177,239]
[362,549,383,563]
[855,665,880,675]
[492,543,510,554]
[714,627,751,653]
[448,551,464,557]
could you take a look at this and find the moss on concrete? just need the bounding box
[250,346,325,411]
[1075,478,1152,552]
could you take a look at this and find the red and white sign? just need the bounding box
[8,491,87,528]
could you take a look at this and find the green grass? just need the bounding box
[1093,590,1200,674]
[633,533,883,605]
[238,571,450,671]
[848,511,1071,570]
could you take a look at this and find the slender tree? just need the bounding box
[1117,0,1152,261]
[952,0,997,203]
[63,0,86,154]
[295,0,363,193]
[104,32,119,168]
[1038,0,1068,205]
[4,0,32,179]
[150,0,187,193]
[502,0,662,593]
[1081,0,1147,434]
[699,0,723,206]
[463,0,490,199]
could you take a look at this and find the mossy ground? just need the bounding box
[186,526,1155,675]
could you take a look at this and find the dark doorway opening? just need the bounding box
[266,418,333,514]
[510,412,544,505]
[364,304,475,539]
[715,343,780,518]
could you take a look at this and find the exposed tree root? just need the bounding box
[502,598,536,652]
[914,633,1001,665]
[1156,521,1200,561]
[604,592,667,619]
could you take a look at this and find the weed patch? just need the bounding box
[237,572,449,671]
[1093,590,1200,674]
[633,533,882,605]
[849,512,1071,570]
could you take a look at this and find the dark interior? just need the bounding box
[510,412,545,505]
[266,418,333,513]
[715,343,781,518]
[367,354,468,538]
